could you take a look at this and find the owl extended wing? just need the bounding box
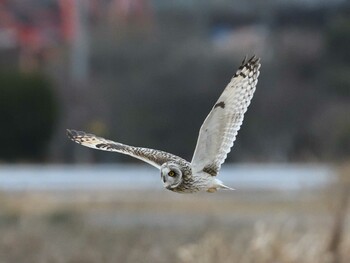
[67,129,184,169]
[191,56,261,176]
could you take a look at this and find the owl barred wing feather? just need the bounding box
[66,129,184,169]
[191,56,261,176]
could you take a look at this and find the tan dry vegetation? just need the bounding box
[0,180,349,263]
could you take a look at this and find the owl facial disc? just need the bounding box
[160,162,183,189]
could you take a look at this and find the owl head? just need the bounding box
[160,162,183,189]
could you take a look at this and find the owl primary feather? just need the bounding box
[67,56,261,193]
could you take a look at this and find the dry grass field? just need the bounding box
[0,164,349,263]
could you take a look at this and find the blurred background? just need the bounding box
[0,0,349,262]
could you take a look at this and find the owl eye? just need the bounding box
[168,171,175,177]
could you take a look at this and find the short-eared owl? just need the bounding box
[67,56,261,193]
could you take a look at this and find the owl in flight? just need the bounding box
[67,56,261,193]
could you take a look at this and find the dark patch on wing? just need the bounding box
[239,72,247,78]
[95,143,121,151]
[203,164,219,176]
[214,101,225,109]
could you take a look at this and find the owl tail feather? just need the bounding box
[207,183,234,193]
[219,184,235,191]
[215,178,235,191]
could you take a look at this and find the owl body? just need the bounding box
[160,161,219,193]
[67,56,261,193]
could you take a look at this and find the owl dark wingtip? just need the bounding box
[66,129,78,140]
[253,55,261,63]
[239,55,261,68]
[248,55,260,64]
[235,55,261,78]
[242,55,248,64]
